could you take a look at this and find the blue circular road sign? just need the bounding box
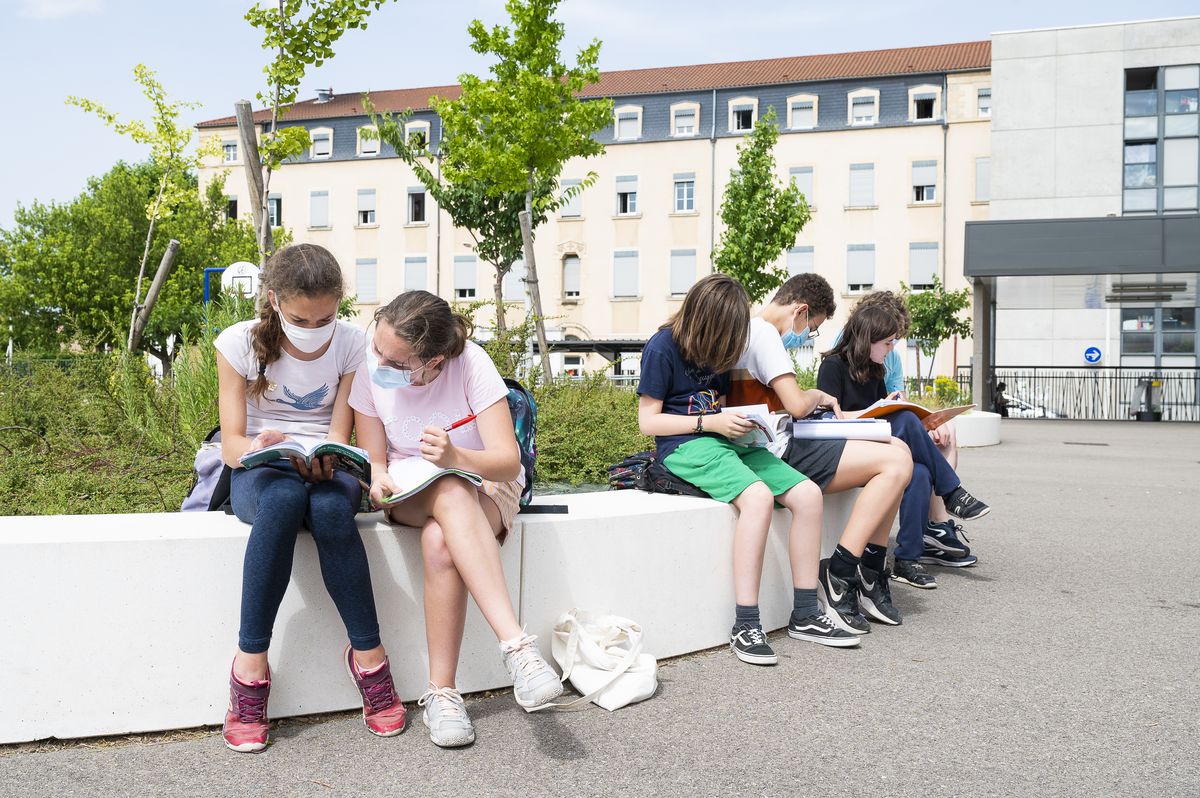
[1084,346,1102,364]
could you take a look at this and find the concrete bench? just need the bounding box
[0,489,856,744]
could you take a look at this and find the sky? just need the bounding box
[2,0,1198,230]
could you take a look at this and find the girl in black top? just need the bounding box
[818,303,991,589]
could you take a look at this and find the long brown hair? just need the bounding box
[823,303,898,384]
[853,290,910,337]
[249,243,345,400]
[374,290,473,360]
[661,273,750,373]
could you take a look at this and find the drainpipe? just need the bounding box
[709,88,717,272]
[941,72,949,285]
[435,153,442,298]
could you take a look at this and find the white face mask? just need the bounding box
[273,303,335,353]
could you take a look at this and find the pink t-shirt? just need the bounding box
[349,341,519,484]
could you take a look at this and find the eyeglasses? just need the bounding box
[808,329,820,340]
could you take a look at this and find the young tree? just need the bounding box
[712,106,810,304]
[430,0,612,379]
[902,275,972,380]
[241,0,395,261]
[67,65,216,350]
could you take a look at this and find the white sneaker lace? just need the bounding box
[500,634,545,678]
[738,626,767,646]
[418,684,467,719]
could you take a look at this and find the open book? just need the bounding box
[792,418,893,441]
[856,399,976,432]
[239,440,371,484]
[722,404,791,448]
[378,456,484,506]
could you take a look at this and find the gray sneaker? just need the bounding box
[499,633,563,709]
[418,685,475,748]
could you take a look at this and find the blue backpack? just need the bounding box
[504,378,537,507]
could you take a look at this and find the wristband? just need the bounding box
[695,414,704,433]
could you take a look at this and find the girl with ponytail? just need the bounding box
[214,243,406,752]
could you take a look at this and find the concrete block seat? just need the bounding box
[0,488,857,744]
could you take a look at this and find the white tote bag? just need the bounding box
[530,609,658,712]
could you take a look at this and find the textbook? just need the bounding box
[791,418,893,441]
[722,404,790,448]
[378,456,485,506]
[856,399,976,432]
[238,440,372,485]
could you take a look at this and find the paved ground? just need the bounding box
[3,420,1199,798]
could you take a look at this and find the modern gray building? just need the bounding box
[966,16,1200,419]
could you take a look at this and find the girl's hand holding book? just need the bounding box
[292,454,335,483]
[369,474,399,508]
[704,412,754,441]
[247,429,291,452]
[418,425,457,468]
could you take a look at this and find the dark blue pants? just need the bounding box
[231,461,381,653]
[886,410,961,562]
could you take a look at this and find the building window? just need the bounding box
[355,258,377,304]
[671,102,699,137]
[790,166,814,208]
[225,196,238,221]
[560,179,582,218]
[357,189,376,225]
[503,259,525,301]
[908,243,938,291]
[909,85,940,122]
[787,94,817,130]
[848,163,874,207]
[975,157,991,202]
[223,141,238,162]
[1165,65,1199,137]
[787,246,813,276]
[614,105,642,141]
[1164,138,1199,211]
[562,255,581,299]
[616,175,638,215]
[267,195,282,227]
[977,88,992,119]
[1124,142,1158,212]
[846,244,875,293]
[404,256,427,292]
[405,120,430,149]
[454,256,476,300]
[729,96,758,132]
[407,188,427,224]
[673,173,695,212]
[670,250,696,297]
[912,160,938,203]
[613,251,639,298]
[848,89,879,125]
[357,125,379,157]
[309,190,329,229]
[1121,307,1196,357]
[1125,67,1159,140]
[1124,65,1200,214]
[310,128,333,159]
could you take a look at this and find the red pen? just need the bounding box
[443,414,476,432]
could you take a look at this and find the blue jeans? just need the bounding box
[231,461,381,654]
[886,410,961,562]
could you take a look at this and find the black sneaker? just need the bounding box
[857,564,903,625]
[817,558,870,635]
[730,624,778,665]
[920,548,979,568]
[787,613,860,648]
[943,486,990,521]
[924,520,971,557]
[891,559,937,589]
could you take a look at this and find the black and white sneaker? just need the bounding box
[730,624,778,665]
[943,486,990,521]
[857,564,903,625]
[924,521,971,557]
[891,559,938,589]
[787,613,860,648]
[817,558,870,635]
[920,548,979,568]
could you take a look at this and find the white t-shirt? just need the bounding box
[732,317,796,456]
[214,319,365,449]
[348,340,522,487]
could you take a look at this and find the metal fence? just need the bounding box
[954,366,1200,422]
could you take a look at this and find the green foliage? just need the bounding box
[712,107,810,303]
[793,356,818,391]
[0,161,261,357]
[532,373,651,485]
[909,375,968,411]
[901,275,972,379]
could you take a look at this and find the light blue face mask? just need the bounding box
[365,344,423,389]
[782,328,810,349]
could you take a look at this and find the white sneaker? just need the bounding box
[499,633,563,710]
[417,684,475,748]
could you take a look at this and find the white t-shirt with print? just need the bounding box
[214,319,365,449]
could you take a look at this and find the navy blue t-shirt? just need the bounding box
[636,327,731,460]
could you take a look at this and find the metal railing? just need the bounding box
[954,366,1200,421]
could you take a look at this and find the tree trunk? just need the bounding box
[234,101,271,263]
[493,266,507,337]
[129,239,180,354]
[519,189,553,382]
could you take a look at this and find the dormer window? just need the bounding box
[614,105,643,141]
[848,89,879,126]
[729,96,758,132]
[671,102,700,137]
[357,125,379,157]
[310,127,333,159]
[908,85,942,122]
[787,94,818,130]
[405,120,430,150]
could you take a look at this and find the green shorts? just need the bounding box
[661,437,807,504]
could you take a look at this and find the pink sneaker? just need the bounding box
[344,645,407,737]
[222,663,270,753]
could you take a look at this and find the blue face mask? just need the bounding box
[365,344,421,389]
[782,328,810,349]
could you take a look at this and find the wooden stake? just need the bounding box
[128,239,180,355]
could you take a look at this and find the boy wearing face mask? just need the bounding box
[728,274,913,634]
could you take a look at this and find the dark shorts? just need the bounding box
[782,436,847,490]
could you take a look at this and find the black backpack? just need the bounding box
[607,450,710,498]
